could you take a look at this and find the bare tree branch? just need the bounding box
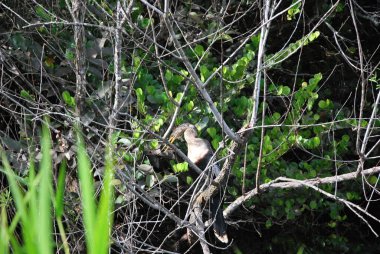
[161,12,241,143]
[224,166,380,220]
[67,0,87,118]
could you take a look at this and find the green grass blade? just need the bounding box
[0,207,9,254]
[55,159,67,218]
[94,145,115,253]
[1,149,35,253]
[28,152,38,253]
[37,120,53,254]
[76,130,96,253]
[57,216,70,254]
[8,235,22,254]
[55,159,70,254]
[0,167,28,186]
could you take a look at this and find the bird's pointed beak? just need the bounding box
[168,135,176,144]
[163,135,177,152]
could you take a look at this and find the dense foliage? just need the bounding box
[1,0,380,253]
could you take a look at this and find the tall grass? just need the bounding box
[0,120,115,253]
[75,129,115,254]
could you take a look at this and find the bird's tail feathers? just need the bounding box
[214,229,229,243]
[211,194,229,243]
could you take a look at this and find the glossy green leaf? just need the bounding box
[62,91,75,107]
[368,176,378,185]
[186,101,194,111]
[207,127,217,138]
[165,70,173,81]
[194,44,204,57]
[172,162,189,173]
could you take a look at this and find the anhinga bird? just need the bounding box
[169,123,228,243]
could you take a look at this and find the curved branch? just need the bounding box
[224,166,380,218]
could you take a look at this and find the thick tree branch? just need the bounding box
[224,166,380,218]
[68,0,87,118]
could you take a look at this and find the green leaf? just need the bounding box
[62,90,76,107]
[174,92,183,103]
[283,86,291,95]
[336,2,345,12]
[145,175,155,188]
[341,135,350,142]
[211,136,222,150]
[318,99,333,109]
[228,186,238,196]
[35,6,52,21]
[309,73,322,88]
[200,65,209,82]
[309,169,317,177]
[250,34,261,50]
[296,245,305,254]
[325,99,333,109]
[318,100,326,109]
[186,101,194,111]
[309,200,317,209]
[368,176,378,185]
[137,15,151,29]
[136,88,146,114]
[165,70,173,81]
[152,118,164,132]
[265,219,272,229]
[118,138,132,147]
[20,90,34,101]
[272,112,281,121]
[180,69,189,77]
[308,31,320,42]
[172,74,184,85]
[345,192,359,201]
[278,86,291,96]
[287,0,301,20]
[247,73,255,83]
[194,44,205,57]
[150,139,159,149]
[218,33,233,42]
[207,127,217,138]
[65,49,75,61]
[328,221,337,228]
[10,33,28,51]
[172,162,189,173]
[186,176,193,185]
[311,136,320,148]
